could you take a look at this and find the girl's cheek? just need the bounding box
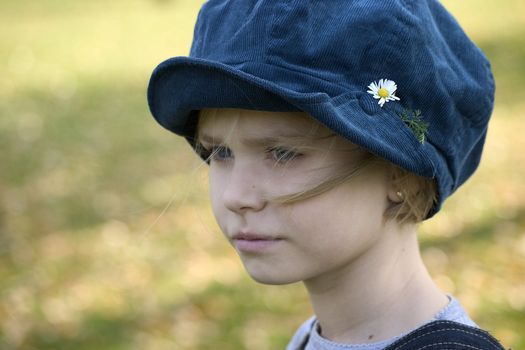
[208,170,226,210]
[268,167,326,195]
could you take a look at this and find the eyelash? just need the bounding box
[200,145,302,164]
[267,146,302,163]
[206,145,232,161]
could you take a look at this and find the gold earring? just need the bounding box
[396,191,404,200]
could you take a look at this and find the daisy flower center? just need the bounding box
[378,88,390,98]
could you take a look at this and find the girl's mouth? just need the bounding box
[232,233,283,253]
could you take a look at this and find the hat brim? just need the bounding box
[147,56,448,217]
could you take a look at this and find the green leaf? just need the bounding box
[397,109,429,144]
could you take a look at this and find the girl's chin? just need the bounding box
[242,264,304,285]
[249,273,300,286]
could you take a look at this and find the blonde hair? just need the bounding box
[268,155,437,224]
[195,108,437,224]
[380,162,438,223]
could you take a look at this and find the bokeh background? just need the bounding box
[1,0,524,349]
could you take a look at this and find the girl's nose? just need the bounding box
[222,162,266,214]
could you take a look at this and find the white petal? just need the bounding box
[384,81,396,91]
[391,95,400,101]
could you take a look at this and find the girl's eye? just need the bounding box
[267,147,302,163]
[203,145,233,162]
[198,144,301,164]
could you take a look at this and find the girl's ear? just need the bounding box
[387,189,404,204]
[386,164,404,204]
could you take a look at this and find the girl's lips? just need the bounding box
[232,233,283,253]
[233,233,278,240]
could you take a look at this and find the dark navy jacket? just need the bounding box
[383,321,505,350]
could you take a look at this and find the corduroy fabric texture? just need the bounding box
[147,0,495,218]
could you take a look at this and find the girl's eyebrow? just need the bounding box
[198,132,314,147]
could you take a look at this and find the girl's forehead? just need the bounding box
[197,108,364,154]
[198,108,329,137]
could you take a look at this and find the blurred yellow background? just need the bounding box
[1,0,524,349]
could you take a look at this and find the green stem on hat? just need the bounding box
[397,109,429,144]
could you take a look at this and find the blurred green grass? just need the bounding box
[1,0,524,349]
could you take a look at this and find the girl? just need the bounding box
[147,1,506,348]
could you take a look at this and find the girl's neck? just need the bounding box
[303,224,447,344]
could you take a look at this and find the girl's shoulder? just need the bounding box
[286,319,507,350]
[383,320,507,350]
[286,296,507,350]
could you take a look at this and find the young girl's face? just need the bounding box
[197,108,393,286]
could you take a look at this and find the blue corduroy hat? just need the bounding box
[147,0,495,219]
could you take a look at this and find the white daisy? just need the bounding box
[367,79,401,107]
